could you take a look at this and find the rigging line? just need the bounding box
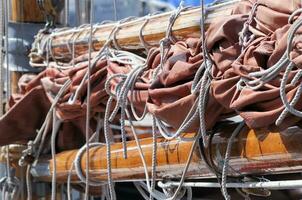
[67,164,74,200]
[106,50,146,159]
[74,143,107,186]
[151,1,203,141]
[68,22,118,200]
[0,8,3,193]
[221,122,245,200]
[84,0,95,199]
[26,165,32,200]
[160,133,199,200]
[150,115,157,200]
[67,21,119,106]
[0,0,3,117]
[67,133,106,200]
[65,0,69,26]
[51,108,62,200]
[125,109,166,200]
[104,96,116,200]
[19,0,25,73]
[3,1,12,198]
[127,107,195,200]
[18,80,71,168]
[4,0,10,100]
[112,0,118,21]
[240,9,302,90]
[5,145,10,188]
[196,0,214,150]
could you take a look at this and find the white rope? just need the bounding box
[51,108,62,200]
[18,80,71,168]
[105,49,146,159]
[0,1,21,199]
[0,0,4,116]
[126,106,198,200]
[158,178,302,190]
[237,10,302,126]
[238,2,259,52]
[221,122,245,200]
[112,0,118,21]
[0,175,20,200]
[83,0,94,198]
[67,19,121,200]
[67,11,121,200]
[67,26,116,105]
[26,165,32,200]
[74,143,106,186]
[103,96,116,200]
[65,0,69,26]
[152,0,211,148]
[4,0,10,100]
[67,121,106,199]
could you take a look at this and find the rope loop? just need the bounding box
[238,2,260,51]
[74,142,107,187]
[112,16,139,50]
[139,11,164,53]
[18,141,35,167]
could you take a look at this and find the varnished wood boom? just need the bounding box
[30,1,239,63]
[31,122,302,183]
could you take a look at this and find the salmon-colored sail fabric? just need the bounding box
[212,0,302,129]
[0,56,108,149]
[106,48,160,115]
[147,0,302,130]
[146,13,249,131]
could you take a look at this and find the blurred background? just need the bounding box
[66,0,216,26]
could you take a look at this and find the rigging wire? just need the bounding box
[0,1,21,199]
[0,0,3,117]
[113,0,118,21]
[83,0,95,198]
[51,108,62,200]
[4,0,10,100]
[221,122,245,200]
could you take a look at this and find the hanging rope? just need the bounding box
[66,20,122,200]
[238,2,260,52]
[221,122,245,200]
[0,0,4,117]
[0,1,22,199]
[105,49,146,159]
[67,118,106,200]
[82,0,95,198]
[51,108,62,200]
[152,0,211,147]
[4,0,10,100]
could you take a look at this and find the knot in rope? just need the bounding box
[238,2,260,51]
[18,141,35,167]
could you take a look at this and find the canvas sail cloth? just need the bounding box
[145,0,302,131]
[0,55,109,150]
[143,7,249,131]
[106,48,161,116]
[212,0,302,129]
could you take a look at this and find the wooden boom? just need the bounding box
[31,122,302,183]
[30,0,239,63]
